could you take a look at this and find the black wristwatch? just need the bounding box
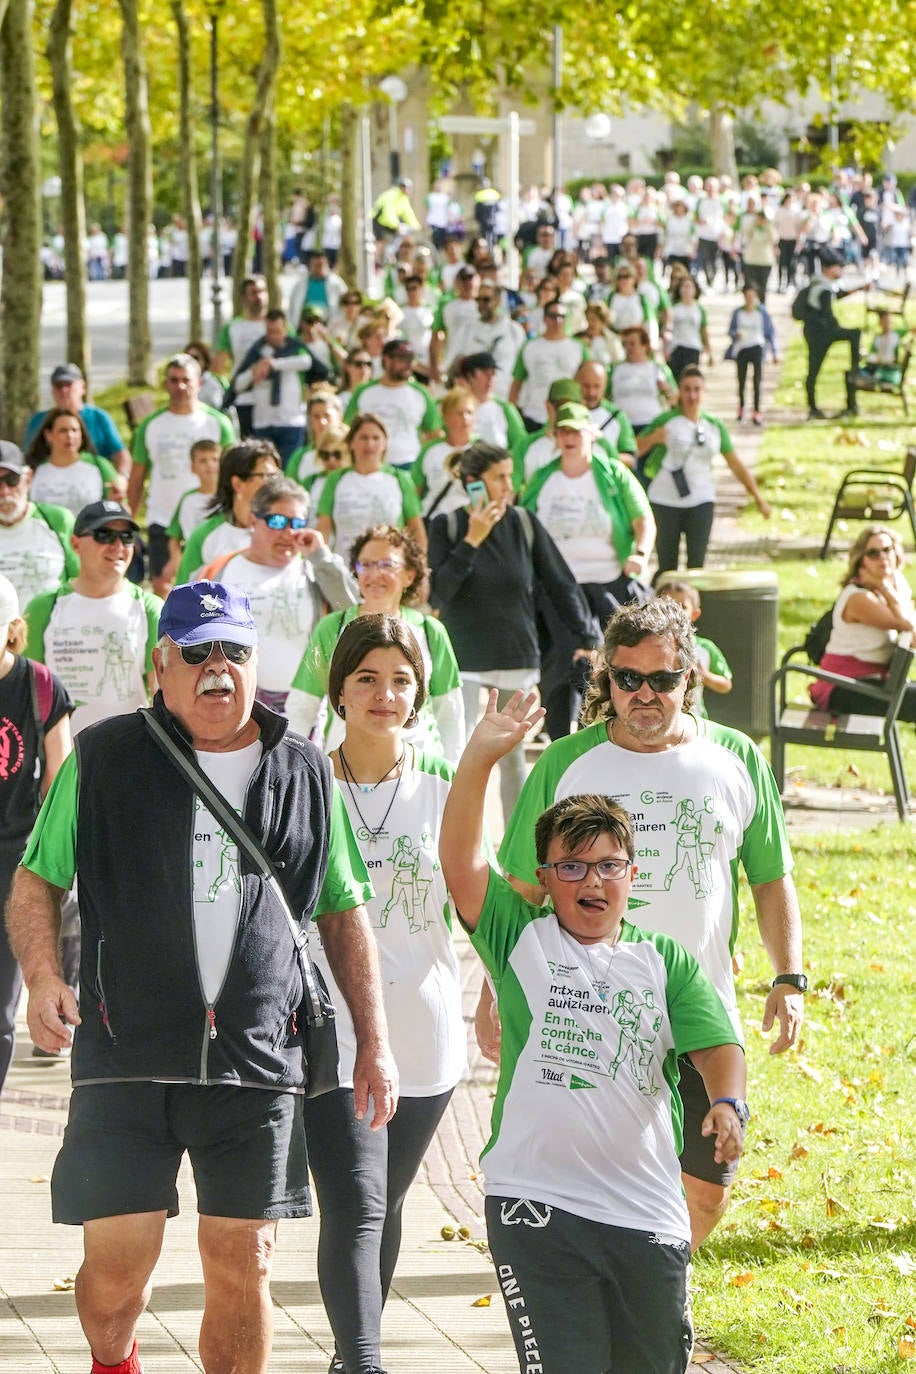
[772,973,808,992]
[710,1097,750,1128]
[634,548,649,557]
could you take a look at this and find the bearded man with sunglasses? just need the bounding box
[23,501,162,736]
[6,579,396,1374]
[492,597,804,1250]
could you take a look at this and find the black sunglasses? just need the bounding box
[178,641,254,666]
[609,666,688,694]
[0,471,22,488]
[90,528,137,546]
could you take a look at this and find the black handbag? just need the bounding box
[141,710,339,1097]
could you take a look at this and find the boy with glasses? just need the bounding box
[440,688,746,1374]
[482,598,804,1251]
[24,501,162,735]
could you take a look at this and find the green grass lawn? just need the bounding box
[695,828,916,1372]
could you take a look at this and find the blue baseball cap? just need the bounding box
[158,581,258,647]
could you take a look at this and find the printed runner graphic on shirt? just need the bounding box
[192,796,241,904]
[377,830,438,932]
[537,963,666,1097]
[96,630,139,701]
[629,790,724,904]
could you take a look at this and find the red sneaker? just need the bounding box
[91,1341,142,1374]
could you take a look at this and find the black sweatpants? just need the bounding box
[303,1085,453,1373]
[651,501,715,575]
[486,1195,691,1374]
[736,345,764,411]
[805,324,861,410]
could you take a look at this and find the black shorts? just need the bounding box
[677,1055,740,1187]
[147,523,170,578]
[51,1082,311,1224]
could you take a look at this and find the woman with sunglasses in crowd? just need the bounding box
[637,366,770,575]
[287,523,463,762]
[808,524,916,720]
[174,439,281,582]
[25,408,126,516]
[336,347,376,410]
[196,476,357,714]
[302,613,468,1374]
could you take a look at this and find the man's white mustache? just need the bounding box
[196,671,235,696]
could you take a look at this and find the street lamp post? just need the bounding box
[379,75,408,184]
[208,0,225,344]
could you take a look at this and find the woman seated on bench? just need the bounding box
[810,523,916,720]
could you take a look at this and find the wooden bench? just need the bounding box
[820,445,916,558]
[848,341,912,416]
[769,637,914,820]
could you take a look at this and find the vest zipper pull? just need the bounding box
[207,1007,217,1040]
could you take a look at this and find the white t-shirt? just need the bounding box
[529,468,621,583]
[646,412,729,509]
[0,515,68,608]
[325,469,408,561]
[610,361,670,428]
[347,381,436,468]
[138,409,230,528]
[523,433,559,484]
[192,741,262,1004]
[670,303,706,353]
[171,487,212,541]
[38,587,157,735]
[474,400,511,449]
[29,461,106,518]
[515,338,587,424]
[313,760,466,1096]
[215,556,322,691]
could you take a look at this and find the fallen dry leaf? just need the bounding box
[898,1337,916,1360]
[768,1166,783,1179]
[471,1294,492,1307]
[730,1271,755,1287]
[52,1275,76,1291]
[790,1142,810,1161]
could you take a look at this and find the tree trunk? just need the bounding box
[118,0,152,384]
[710,106,738,183]
[47,0,89,383]
[258,104,280,308]
[229,0,279,313]
[0,0,42,440]
[170,0,202,340]
[338,104,359,288]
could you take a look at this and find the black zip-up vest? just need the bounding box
[71,694,333,1090]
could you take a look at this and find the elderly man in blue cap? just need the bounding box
[6,580,396,1374]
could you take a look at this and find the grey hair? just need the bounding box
[165,352,202,382]
[250,475,309,520]
[156,634,172,668]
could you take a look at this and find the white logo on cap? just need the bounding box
[199,593,223,612]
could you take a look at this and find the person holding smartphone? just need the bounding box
[428,442,599,823]
[636,367,770,575]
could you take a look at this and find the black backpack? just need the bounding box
[803,607,833,664]
[791,286,811,323]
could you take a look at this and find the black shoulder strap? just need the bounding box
[140,710,329,1022]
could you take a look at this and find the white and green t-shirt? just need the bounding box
[29,454,120,518]
[694,634,733,720]
[645,409,732,509]
[499,718,793,1034]
[512,338,589,424]
[468,870,740,1237]
[0,504,76,608]
[24,581,162,735]
[312,755,466,1096]
[522,468,621,583]
[343,381,441,469]
[609,360,674,428]
[176,513,250,583]
[317,466,421,561]
[167,486,212,543]
[411,437,470,517]
[133,405,234,528]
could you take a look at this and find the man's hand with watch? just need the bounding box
[762,972,807,1055]
[703,1096,750,1164]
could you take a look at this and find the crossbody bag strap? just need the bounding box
[140,709,330,1023]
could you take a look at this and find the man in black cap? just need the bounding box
[801,248,865,419]
[342,338,441,470]
[23,365,131,478]
[24,501,161,736]
[457,353,527,454]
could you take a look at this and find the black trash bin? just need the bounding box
[656,569,779,739]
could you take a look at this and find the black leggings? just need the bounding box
[736,345,764,410]
[303,1085,453,1373]
[827,679,916,723]
[668,346,700,380]
[651,501,715,575]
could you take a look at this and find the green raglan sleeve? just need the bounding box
[655,931,744,1054]
[614,409,637,455]
[20,750,80,891]
[141,589,165,670]
[131,412,156,465]
[93,455,120,488]
[215,322,232,354]
[422,614,461,694]
[395,469,421,521]
[512,345,529,383]
[290,612,342,696]
[343,385,365,426]
[712,415,733,456]
[698,636,732,680]
[411,442,433,499]
[176,513,223,583]
[421,388,441,432]
[313,784,374,917]
[23,590,59,662]
[317,467,344,519]
[503,402,528,457]
[467,867,543,978]
[705,722,793,886]
[34,505,79,578]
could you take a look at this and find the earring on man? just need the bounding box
[338,704,346,718]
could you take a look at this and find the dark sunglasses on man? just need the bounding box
[92,528,137,547]
[178,641,254,667]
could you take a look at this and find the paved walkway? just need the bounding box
[3,273,900,1372]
